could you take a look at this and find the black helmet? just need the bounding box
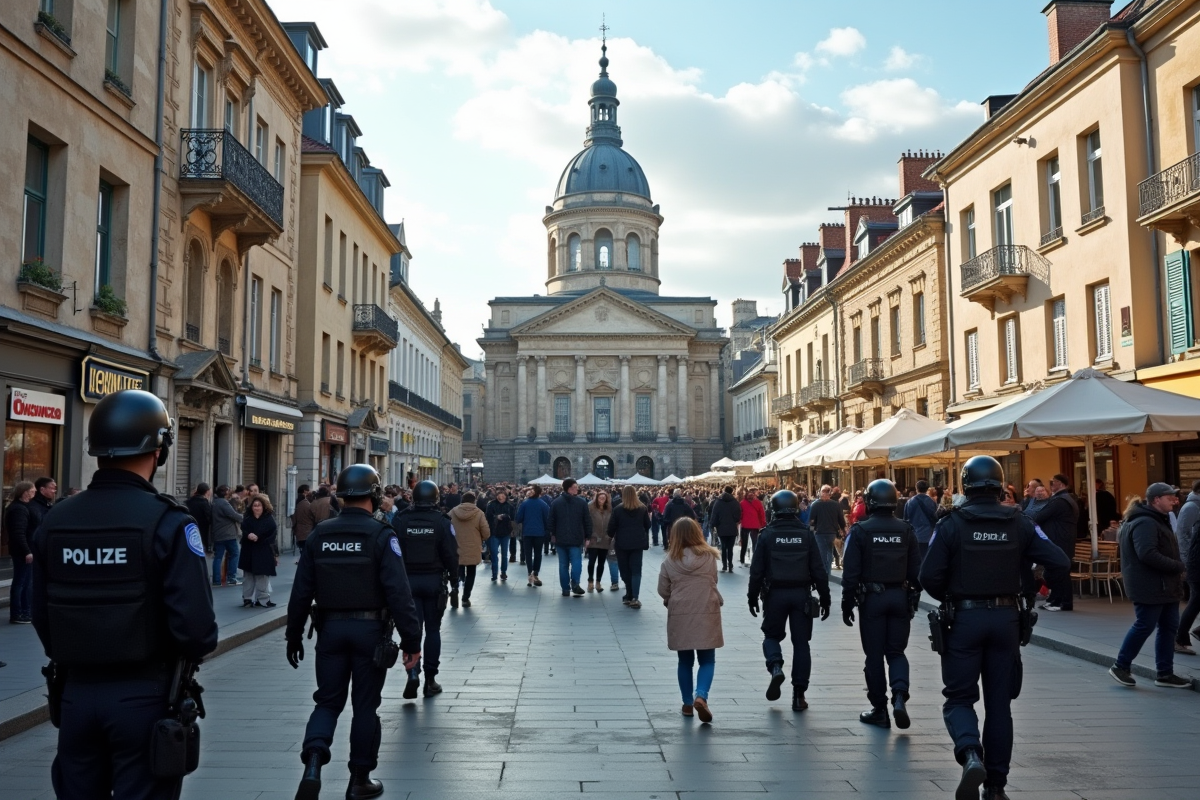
[87,389,173,467]
[770,489,800,517]
[864,479,899,512]
[412,480,439,509]
[961,455,1005,495]
[335,464,383,510]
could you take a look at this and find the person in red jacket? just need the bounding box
[739,487,767,566]
[651,491,670,548]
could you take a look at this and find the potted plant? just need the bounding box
[104,68,131,98]
[16,257,67,319]
[35,10,71,46]
[18,257,63,291]
[93,284,127,317]
[90,283,129,337]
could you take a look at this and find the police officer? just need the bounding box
[748,489,831,712]
[286,464,423,800]
[30,389,218,800]
[841,479,921,730]
[919,456,1070,800]
[392,479,458,699]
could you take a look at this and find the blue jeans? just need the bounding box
[1116,601,1180,677]
[9,555,32,620]
[487,535,511,579]
[212,539,240,584]
[557,546,583,591]
[816,533,836,573]
[678,649,716,703]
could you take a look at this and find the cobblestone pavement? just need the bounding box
[2,548,1199,799]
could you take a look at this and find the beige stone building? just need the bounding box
[461,357,486,468]
[730,351,778,462]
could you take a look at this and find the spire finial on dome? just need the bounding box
[599,15,610,76]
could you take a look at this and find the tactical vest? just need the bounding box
[855,515,912,585]
[41,487,172,666]
[947,507,1024,597]
[764,519,812,588]
[396,511,441,573]
[311,515,388,610]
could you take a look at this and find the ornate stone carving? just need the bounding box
[594,305,609,322]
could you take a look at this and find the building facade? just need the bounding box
[460,357,486,469]
[730,355,778,462]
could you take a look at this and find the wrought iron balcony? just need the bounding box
[632,430,658,442]
[387,381,462,429]
[847,359,886,397]
[185,323,200,343]
[548,431,575,443]
[1039,226,1063,247]
[178,129,283,251]
[1138,151,1200,241]
[799,380,835,409]
[218,336,231,356]
[587,431,620,443]
[959,245,1050,312]
[771,393,801,417]
[1081,205,1105,225]
[764,426,778,438]
[352,304,399,355]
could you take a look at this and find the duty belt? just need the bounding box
[323,610,388,621]
[863,582,906,593]
[954,597,1017,610]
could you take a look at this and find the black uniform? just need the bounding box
[31,468,218,800]
[841,512,921,711]
[919,496,1070,792]
[392,505,458,679]
[748,515,831,691]
[286,508,421,771]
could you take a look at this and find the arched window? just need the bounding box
[595,229,613,270]
[568,234,581,272]
[626,234,641,271]
[635,456,655,479]
[184,240,205,342]
[593,456,613,480]
[553,456,572,480]
[216,259,235,355]
[549,236,557,278]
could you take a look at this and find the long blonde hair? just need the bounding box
[621,485,644,511]
[666,518,719,561]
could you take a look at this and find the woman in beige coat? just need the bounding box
[658,517,723,723]
[449,492,490,608]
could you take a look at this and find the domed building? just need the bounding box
[478,43,728,482]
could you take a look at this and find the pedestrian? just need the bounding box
[609,485,652,608]
[310,484,340,523]
[658,517,723,723]
[808,485,845,573]
[709,484,742,573]
[484,489,514,582]
[28,475,56,533]
[293,484,315,563]
[586,491,616,591]
[4,481,36,624]
[1110,483,1192,687]
[185,482,213,552]
[651,490,669,547]
[1034,473,1080,612]
[238,494,278,607]
[448,492,490,608]
[919,456,1071,800]
[548,478,593,597]
[210,485,242,586]
[662,488,697,550]
[748,489,831,712]
[516,485,550,587]
[841,480,922,730]
[30,389,217,800]
[903,480,939,561]
[285,464,422,800]
[392,480,458,699]
[738,487,767,566]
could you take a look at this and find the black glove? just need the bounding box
[748,598,759,617]
[842,604,855,627]
[908,590,922,619]
[286,639,304,669]
[819,599,831,621]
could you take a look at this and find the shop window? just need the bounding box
[4,417,57,488]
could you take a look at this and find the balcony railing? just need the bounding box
[548,431,575,443]
[960,245,1051,294]
[218,336,231,355]
[180,129,283,227]
[632,431,658,442]
[1081,205,1105,225]
[764,426,778,437]
[772,393,799,415]
[1039,226,1063,246]
[800,380,834,406]
[848,358,886,387]
[185,323,200,342]
[1139,151,1200,217]
[353,304,399,350]
[388,381,462,429]
[587,432,620,443]
[733,435,742,443]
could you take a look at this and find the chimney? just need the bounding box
[731,299,758,327]
[843,198,897,268]
[898,150,942,196]
[1044,1,1112,65]
[798,243,820,273]
[432,298,442,325]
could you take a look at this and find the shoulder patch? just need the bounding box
[184,523,205,557]
[449,524,457,538]
[1034,524,1049,541]
[389,536,403,558]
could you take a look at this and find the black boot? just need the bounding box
[956,749,986,800]
[858,706,890,728]
[982,784,1011,800]
[346,766,384,800]
[403,668,419,699]
[791,688,808,711]
[765,664,785,701]
[295,749,322,800]
[892,692,910,729]
[423,675,442,697]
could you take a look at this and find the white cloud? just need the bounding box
[815,27,867,58]
[837,79,982,141]
[884,46,921,71]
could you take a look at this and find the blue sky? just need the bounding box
[277,0,1069,358]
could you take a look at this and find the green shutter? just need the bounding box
[1166,250,1193,355]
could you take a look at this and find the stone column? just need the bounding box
[484,362,498,441]
[535,356,548,442]
[574,355,587,442]
[516,356,528,441]
[619,356,631,441]
[656,355,669,442]
[676,355,690,441]
[708,360,721,442]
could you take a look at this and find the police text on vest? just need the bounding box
[872,537,902,543]
[322,541,362,552]
[63,547,127,565]
[776,537,805,544]
[972,532,1009,541]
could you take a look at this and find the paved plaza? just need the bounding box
[2,549,1200,799]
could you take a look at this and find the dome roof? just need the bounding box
[555,143,652,201]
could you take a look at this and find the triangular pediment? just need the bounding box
[511,288,695,338]
[172,350,239,399]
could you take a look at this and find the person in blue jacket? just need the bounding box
[516,485,551,587]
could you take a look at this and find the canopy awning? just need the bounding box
[752,433,822,474]
[527,474,560,486]
[660,474,683,484]
[788,427,863,470]
[576,473,612,486]
[818,409,947,466]
[615,473,661,486]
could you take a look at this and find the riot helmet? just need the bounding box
[87,389,174,468]
[412,480,439,509]
[864,479,899,512]
[960,455,1005,496]
[335,464,384,510]
[770,489,800,517]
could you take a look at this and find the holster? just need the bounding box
[927,609,945,654]
[150,661,203,778]
[41,662,65,729]
[1018,599,1038,647]
[805,595,822,619]
[372,622,400,670]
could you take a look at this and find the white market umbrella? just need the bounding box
[752,433,822,474]
[788,427,863,470]
[617,472,661,486]
[819,409,948,466]
[710,457,738,471]
[660,474,683,484]
[577,473,613,487]
[527,474,560,486]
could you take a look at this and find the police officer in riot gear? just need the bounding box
[748,489,831,712]
[919,456,1070,800]
[392,480,457,699]
[31,389,218,800]
[286,464,422,800]
[841,479,921,729]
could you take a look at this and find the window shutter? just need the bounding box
[967,332,980,389]
[1166,250,1193,355]
[1005,318,1018,383]
[1052,299,1068,369]
[1094,284,1112,359]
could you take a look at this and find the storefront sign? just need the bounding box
[81,356,148,403]
[323,421,349,444]
[244,407,298,433]
[9,387,65,425]
[370,436,389,455]
[419,456,438,469]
